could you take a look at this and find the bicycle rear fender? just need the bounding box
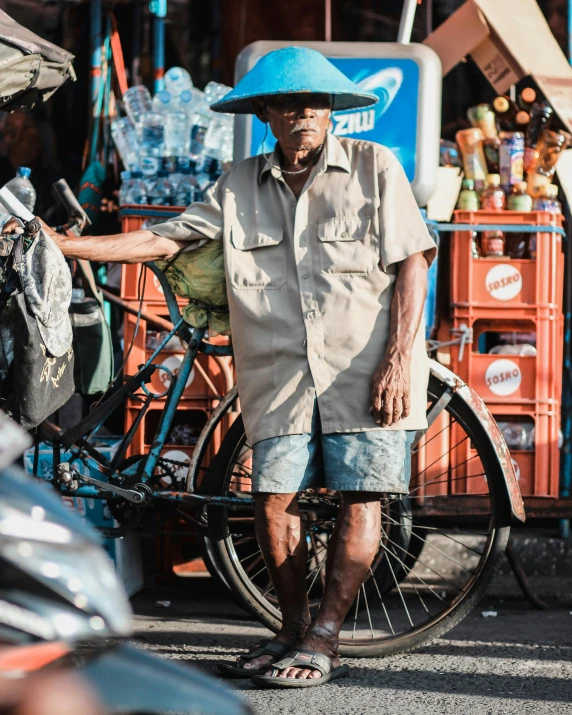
[429,359,525,523]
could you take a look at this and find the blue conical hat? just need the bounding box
[211,46,379,114]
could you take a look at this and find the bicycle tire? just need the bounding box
[206,372,511,658]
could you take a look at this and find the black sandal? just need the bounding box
[217,639,294,679]
[251,649,350,688]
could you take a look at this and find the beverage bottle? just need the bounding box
[456,178,480,211]
[499,132,524,191]
[501,422,530,451]
[139,111,165,177]
[533,129,568,177]
[203,114,233,162]
[524,103,553,174]
[204,81,232,106]
[547,184,562,214]
[467,104,500,174]
[456,128,488,192]
[118,171,133,206]
[111,117,140,171]
[178,88,206,116]
[493,96,519,130]
[174,169,199,207]
[515,111,530,129]
[189,106,213,157]
[123,85,152,127]
[152,89,175,114]
[164,67,193,96]
[518,87,537,112]
[165,110,190,158]
[480,174,506,211]
[148,170,174,206]
[127,171,148,205]
[480,230,505,257]
[5,167,36,212]
[505,183,532,258]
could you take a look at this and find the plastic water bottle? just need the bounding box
[119,171,133,206]
[164,67,193,96]
[189,107,212,157]
[203,114,233,162]
[148,170,174,206]
[152,89,176,114]
[174,169,199,206]
[139,111,164,176]
[165,111,190,157]
[204,81,231,106]
[123,85,152,127]
[179,88,205,116]
[127,171,147,204]
[111,117,140,171]
[5,167,36,212]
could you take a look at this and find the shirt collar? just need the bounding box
[258,132,350,184]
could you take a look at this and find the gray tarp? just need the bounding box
[0,10,75,109]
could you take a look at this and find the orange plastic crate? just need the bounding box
[450,210,564,317]
[410,405,450,497]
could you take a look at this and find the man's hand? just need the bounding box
[370,350,411,427]
[1,216,57,239]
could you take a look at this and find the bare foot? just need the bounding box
[266,625,340,680]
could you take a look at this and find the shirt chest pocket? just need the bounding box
[229,226,288,290]
[317,217,379,276]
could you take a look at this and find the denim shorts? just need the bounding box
[251,402,417,494]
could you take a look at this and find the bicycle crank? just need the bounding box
[56,463,152,505]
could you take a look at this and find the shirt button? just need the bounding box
[303,273,310,279]
[300,238,305,245]
[341,231,349,238]
[312,354,319,361]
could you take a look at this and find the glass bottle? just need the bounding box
[518,87,537,112]
[524,103,553,174]
[456,178,480,211]
[493,96,519,130]
[481,230,505,257]
[480,174,506,211]
[505,183,532,258]
[467,104,499,173]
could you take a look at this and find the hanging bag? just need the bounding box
[7,235,74,429]
[69,259,114,395]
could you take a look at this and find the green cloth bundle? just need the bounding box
[155,240,230,336]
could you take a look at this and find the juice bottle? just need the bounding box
[480,174,506,210]
[481,230,505,257]
[534,129,568,177]
[467,105,500,173]
[493,96,519,130]
[456,128,488,192]
[456,178,480,210]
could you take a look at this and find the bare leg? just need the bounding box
[239,492,311,671]
[274,491,382,679]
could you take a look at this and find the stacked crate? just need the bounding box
[119,207,233,488]
[446,210,564,497]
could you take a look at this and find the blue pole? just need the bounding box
[150,0,167,93]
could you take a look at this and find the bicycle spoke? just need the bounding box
[368,567,395,635]
[307,553,327,594]
[352,587,360,639]
[239,548,262,564]
[383,538,414,628]
[412,416,458,454]
[387,542,430,615]
[361,583,375,639]
[232,535,258,548]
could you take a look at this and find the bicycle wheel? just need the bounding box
[207,368,512,657]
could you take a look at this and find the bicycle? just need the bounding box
[25,191,525,658]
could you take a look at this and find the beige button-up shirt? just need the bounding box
[150,134,437,445]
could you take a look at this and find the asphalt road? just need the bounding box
[131,576,572,715]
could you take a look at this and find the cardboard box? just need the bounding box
[423,0,572,132]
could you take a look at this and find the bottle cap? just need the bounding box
[493,96,510,113]
[486,173,501,187]
[16,166,31,179]
[514,181,527,192]
[461,178,475,190]
[157,90,171,104]
[521,88,536,104]
[516,111,530,125]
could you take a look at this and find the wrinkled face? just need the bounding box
[253,93,332,156]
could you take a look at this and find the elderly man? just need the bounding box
[10,47,436,687]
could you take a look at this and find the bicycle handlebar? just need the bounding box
[52,179,91,231]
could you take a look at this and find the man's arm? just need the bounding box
[2,218,184,263]
[371,252,429,427]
